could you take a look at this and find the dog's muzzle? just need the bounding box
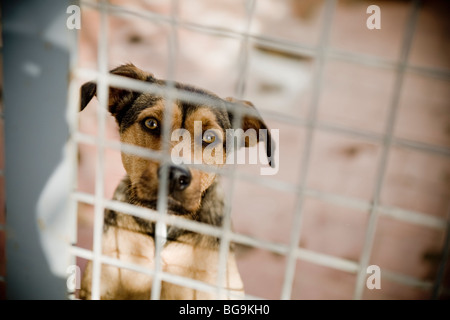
[159,164,191,193]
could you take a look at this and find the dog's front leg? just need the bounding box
[160,235,245,300]
[80,226,155,300]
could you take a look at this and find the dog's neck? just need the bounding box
[104,175,225,244]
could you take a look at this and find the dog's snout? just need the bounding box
[159,164,192,192]
[170,165,191,191]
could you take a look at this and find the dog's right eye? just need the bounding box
[143,118,159,130]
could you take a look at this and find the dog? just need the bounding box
[78,63,274,299]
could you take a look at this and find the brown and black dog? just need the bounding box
[78,64,273,300]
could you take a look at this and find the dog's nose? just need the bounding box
[159,164,191,192]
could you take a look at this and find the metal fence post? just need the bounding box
[2,0,78,299]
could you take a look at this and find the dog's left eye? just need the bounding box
[144,118,159,130]
[202,132,216,144]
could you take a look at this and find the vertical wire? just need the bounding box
[352,0,421,300]
[66,79,81,299]
[91,0,110,300]
[234,0,256,99]
[65,13,81,298]
[280,0,336,300]
[150,0,180,300]
[215,0,256,299]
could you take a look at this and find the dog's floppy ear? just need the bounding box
[225,97,275,168]
[79,63,152,117]
[80,81,97,112]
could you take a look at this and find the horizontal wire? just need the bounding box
[296,248,359,273]
[381,269,433,291]
[304,188,447,230]
[378,206,447,230]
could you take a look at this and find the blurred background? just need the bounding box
[1,0,450,299]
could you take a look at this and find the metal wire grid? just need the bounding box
[66,0,450,300]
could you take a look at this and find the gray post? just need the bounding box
[2,0,78,299]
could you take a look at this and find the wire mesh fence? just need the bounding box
[2,0,450,300]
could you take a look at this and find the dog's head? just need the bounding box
[80,64,274,217]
